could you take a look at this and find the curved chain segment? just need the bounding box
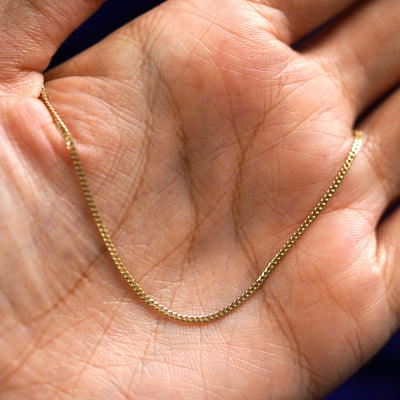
[40,86,362,323]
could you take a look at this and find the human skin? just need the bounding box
[0,0,400,398]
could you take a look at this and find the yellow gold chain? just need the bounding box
[40,85,362,323]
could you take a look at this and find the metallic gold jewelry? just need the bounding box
[40,85,362,323]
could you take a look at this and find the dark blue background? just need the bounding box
[50,1,400,398]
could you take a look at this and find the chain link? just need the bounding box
[40,85,362,323]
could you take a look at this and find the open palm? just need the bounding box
[1,0,400,398]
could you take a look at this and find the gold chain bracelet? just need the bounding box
[40,85,362,323]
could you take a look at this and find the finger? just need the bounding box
[163,0,358,44]
[247,0,358,43]
[376,204,400,332]
[0,0,105,89]
[307,0,400,115]
[354,87,400,218]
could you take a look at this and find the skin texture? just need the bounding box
[1,0,400,398]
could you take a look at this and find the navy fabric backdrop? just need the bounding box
[49,1,400,398]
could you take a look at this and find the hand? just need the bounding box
[1,0,399,398]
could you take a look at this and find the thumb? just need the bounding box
[0,0,105,91]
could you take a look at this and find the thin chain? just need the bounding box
[40,85,362,323]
